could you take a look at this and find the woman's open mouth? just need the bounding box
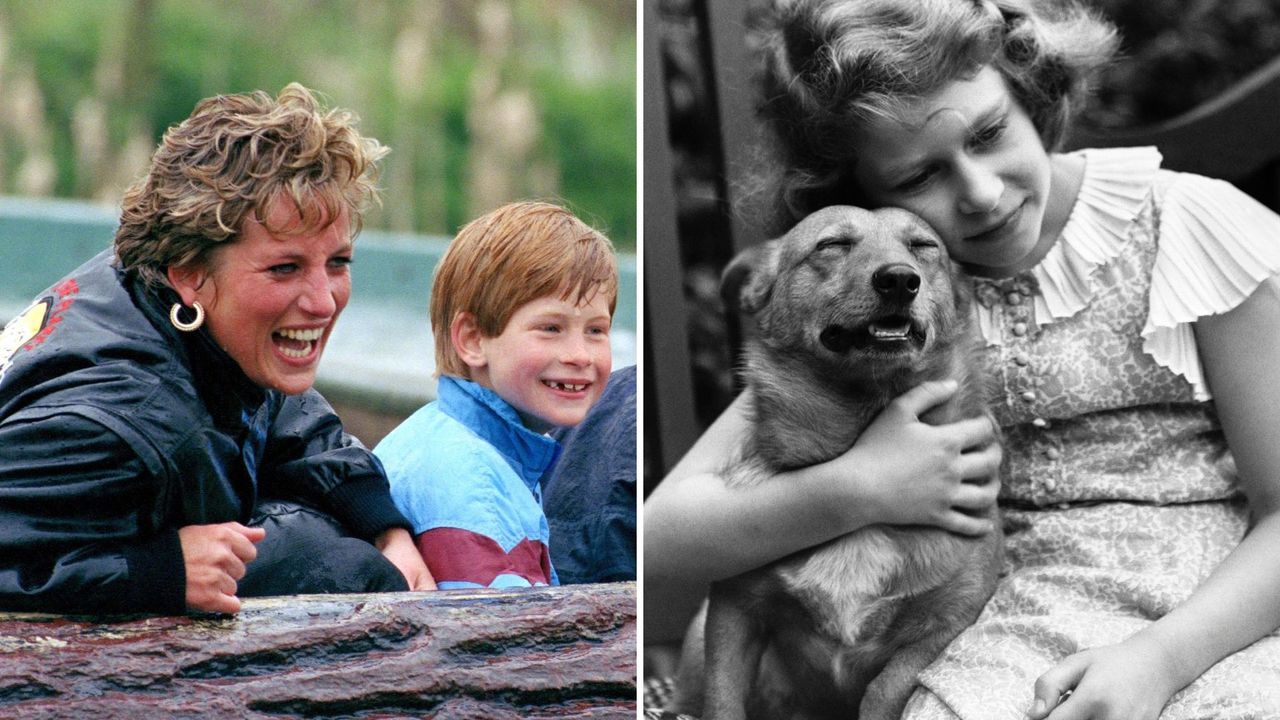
[273,327,324,360]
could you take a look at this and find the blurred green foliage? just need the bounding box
[0,0,636,250]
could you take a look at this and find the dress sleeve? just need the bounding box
[260,389,410,540]
[1145,172,1280,400]
[0,409,187,614]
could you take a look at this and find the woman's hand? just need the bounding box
[375,527,437,591]
[1026,638,1181,720]
[179,522,265,614]
[839,380,1002,536]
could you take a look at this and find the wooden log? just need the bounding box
[0,582,636,719]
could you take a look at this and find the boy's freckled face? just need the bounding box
[471,289,613,430]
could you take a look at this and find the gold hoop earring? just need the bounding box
[170,301,205,332]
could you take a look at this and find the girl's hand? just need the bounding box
[1027,639,1181,720]
[842,380,1002,536]
[375,527,438,591]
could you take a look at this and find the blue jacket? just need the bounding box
[375,376,561,589]
[0,249,409,614]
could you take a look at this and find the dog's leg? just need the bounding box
[703,579,767,720]
[858,636,951,720]
[670,601,708,715]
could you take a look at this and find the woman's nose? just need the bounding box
[298,269,339,317]
[956,160,1003,215]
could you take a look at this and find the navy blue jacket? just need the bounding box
[543,365,636,584]
[0,249,409,614]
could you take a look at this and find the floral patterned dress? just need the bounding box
[905,146,1280,718]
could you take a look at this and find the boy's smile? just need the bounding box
[467,288,613,431]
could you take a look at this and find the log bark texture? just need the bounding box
[0,582,636,719]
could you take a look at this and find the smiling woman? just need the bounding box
[0,83,435,617]
[167,198,354,396]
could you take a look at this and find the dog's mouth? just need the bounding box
[820,315,925,354]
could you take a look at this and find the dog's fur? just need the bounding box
[673,206,1001,720]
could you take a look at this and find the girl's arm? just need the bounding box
[1030,276,1280,720]
[643,380,1001,643]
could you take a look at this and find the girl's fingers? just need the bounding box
[955,443,1003,486]
[1031,654,1089,720]
[893,380,959,418]
[954,414,999,450]
[941,510,995,537]
[951,481,999,512]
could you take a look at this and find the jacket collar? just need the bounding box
[435,375,561,491]
[129,271,269,428]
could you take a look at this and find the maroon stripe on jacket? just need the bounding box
[415,526,552,587]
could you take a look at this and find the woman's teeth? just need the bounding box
[278,328,324,341]
[275,328,323,358]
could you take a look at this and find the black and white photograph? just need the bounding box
[643,1,1280,718]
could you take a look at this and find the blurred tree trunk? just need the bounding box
[466,0,557,218]
[389,4,448,234]
[77,0,155,202]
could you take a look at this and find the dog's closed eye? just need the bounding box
[815,237,852,253]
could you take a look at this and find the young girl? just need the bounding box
[644,0,1280,718]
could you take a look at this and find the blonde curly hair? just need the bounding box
[753,0,1118,233]
[114,83,387,287]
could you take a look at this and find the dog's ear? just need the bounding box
[721,240,781,317]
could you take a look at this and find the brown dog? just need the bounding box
[674,205,1001,720]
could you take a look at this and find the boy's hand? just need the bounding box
[376,527,438,591]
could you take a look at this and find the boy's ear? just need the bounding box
[166,264,208,306]
[450,312,488,370]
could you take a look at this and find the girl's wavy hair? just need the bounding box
[431,201,618,379]
[751,0,1118,234]
[114,83,388,288]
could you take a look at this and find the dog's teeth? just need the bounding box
[870,324,910,339]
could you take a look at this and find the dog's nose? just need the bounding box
[872,264,920,304]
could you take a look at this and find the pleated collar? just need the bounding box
[973,146,1163,344]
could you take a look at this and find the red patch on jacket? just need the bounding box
[0,280,78,386]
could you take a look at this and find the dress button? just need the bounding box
[1021,390,1036,403]
[1045,447,1061,460]
[1012,322,1028,336]
[1032,417,1049,429]
[1006,292,1023,306]
[1014,352,1030,366]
